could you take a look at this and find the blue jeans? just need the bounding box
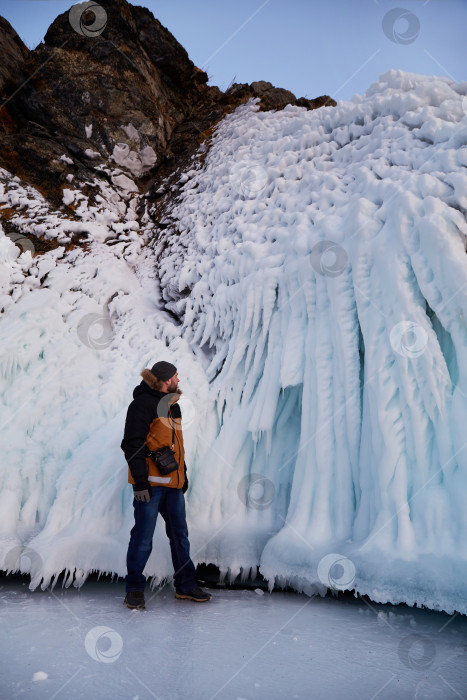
[125,486,197,593]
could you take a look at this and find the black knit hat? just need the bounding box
[150,361,177,381]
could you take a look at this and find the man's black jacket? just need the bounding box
[121,380,188,493]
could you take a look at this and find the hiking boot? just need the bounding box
[124,591,146,609]
[175,586,212,602]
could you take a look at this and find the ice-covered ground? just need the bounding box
[0,69,467,614]
[1,576,466,700]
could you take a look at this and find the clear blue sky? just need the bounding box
[0,0,465,102]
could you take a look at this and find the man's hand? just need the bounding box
[133,484,152,502]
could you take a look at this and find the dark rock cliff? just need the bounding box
[0,0,336,207]
[0,16,28,98]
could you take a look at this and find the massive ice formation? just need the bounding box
[1,70,466,614]
[157,70,467,613]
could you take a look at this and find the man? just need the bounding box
[121,360,211,609]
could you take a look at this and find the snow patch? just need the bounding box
[121,123,141,142]
[32,671,48,681]
[111,143,157,177]
[84,149,101,160]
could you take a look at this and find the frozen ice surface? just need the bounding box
[0,70,467,614]
[1,578,466,700]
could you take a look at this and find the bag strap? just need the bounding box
[169,407,175,450]
[148,398,176,452]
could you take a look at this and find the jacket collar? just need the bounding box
[140,369,181,402]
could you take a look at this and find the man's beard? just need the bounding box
[168,381,182,395]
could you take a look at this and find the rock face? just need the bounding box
[226,81,336,112]
[0,16,28,98]
[0,0,215,202]
[0,0,336,204]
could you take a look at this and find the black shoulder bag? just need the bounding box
[145,410,179,476]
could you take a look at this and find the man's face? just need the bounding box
[166,372,179,393]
